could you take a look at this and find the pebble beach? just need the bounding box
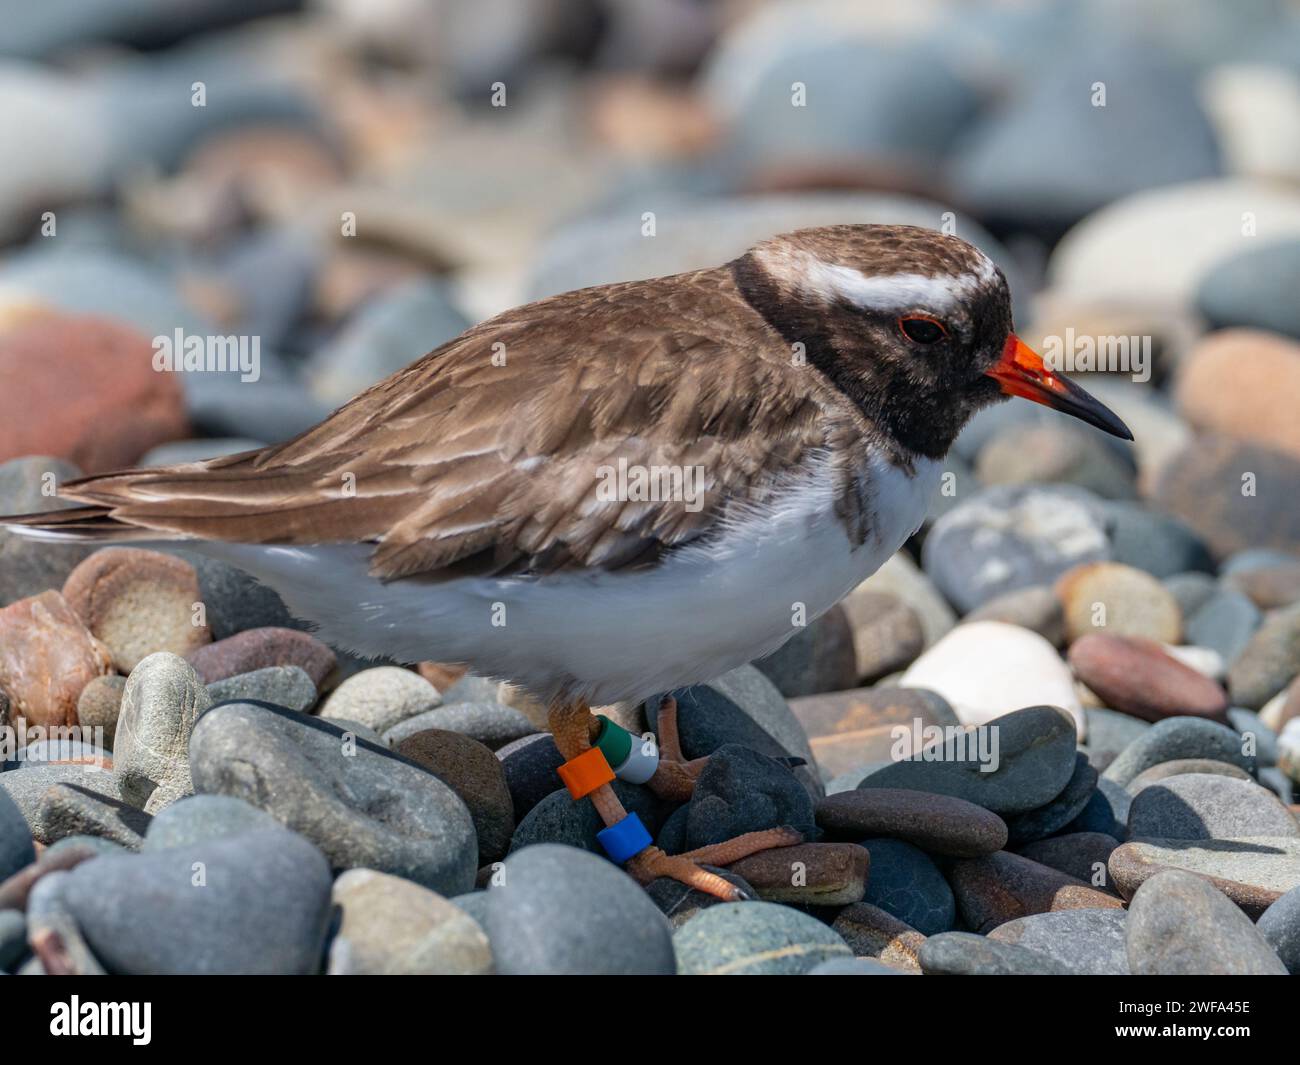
[2,0,1300,983]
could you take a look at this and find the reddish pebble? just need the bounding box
[0,591,113,728]
[1068,632,1229,723]
[0,315,188,472]
[185,626,336,687]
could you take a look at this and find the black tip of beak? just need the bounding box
[1054,375,1134,442]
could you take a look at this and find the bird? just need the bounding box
[3,223,1131,899]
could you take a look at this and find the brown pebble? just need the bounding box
[75,674,127,749]
[0,840,102,910]
[724,842,868,906]
[1056,561,1182,644]
[62,547,210,672]
[830,901,926,970]
[0,591,113,728]
[1067,632,1229,722]
[817,788,1008,857]
[185,626,336,687]
[948,850,1126,933]
[394,729,514,864]
[1108,837,1300,918]
[1228,564,1300,610]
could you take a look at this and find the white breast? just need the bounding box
[198,453,940,705]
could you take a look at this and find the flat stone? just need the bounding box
[830,901,925,970]
[1256,884,1300,973]
[393,729,515,864]
[1056,562,1183,644]
[1068,633,1229,722]
[725,842,867,906]
[948,850,1125,933]
[59,828,332,974]
[486,844,676,975]
[332,868,492,975]
[114,652,211,812]
[385,701,535,751]
[185,626,335,687]
[1017,832,1120,889]
[1126,869,1287,974]
[35,783,150,849]
[1102,716,1255,786]
[1127,773,1299,840]
[206,665,317,713]
[918,931,1071,975]
[0,763,129,844]
[816,787,1007,856]
[189,700,477,895]
[858,837,955,936]
[319,666,441,734]
[986,908,1131,975]
[1005,752,1099,845]
[1228,603,1300,709]
[858,705,1078,815]
[0,590,112,728]
[142,794,285,851]
[899,622,1084,734]
[1109,836,1300,917]
[61,548,210,672]
[673,900,851,976]
[1127,758,1254,793]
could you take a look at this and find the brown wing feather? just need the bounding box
[51,266,858,580]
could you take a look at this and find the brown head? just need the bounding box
[732,223,1131,459]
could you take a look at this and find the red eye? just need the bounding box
[898,316,947,344]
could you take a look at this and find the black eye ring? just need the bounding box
[897,315,948,344]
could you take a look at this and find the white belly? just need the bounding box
[197,454,939,704]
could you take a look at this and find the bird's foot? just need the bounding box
[644,695,711,802]
[625,827,805,900]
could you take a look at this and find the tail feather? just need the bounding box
[1,504,173,544]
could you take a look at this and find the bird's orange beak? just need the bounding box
[986,334,1133,440]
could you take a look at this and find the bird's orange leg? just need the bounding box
[548,698,800,901]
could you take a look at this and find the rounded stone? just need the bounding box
[859,705,1078,816]
[816,788,1007,857]
[1102,716,1256,787]
[1127,773,1299,840]
[58,828,332,974]
[206,665,317,714]
[986,908,1131,975]
[684,744,815,850]
[1055,561,1182,644]
[858,837,955,936]
[75,674,126,749]
[319,666,441,734]
[1126,869,1288,974]
[1068,633,1229,722]
[393,729,515,863]
[486,844,676,975]
[185,626,336,687]
[189,701,477,895]
[331,868,492,975]
[918,931,1071,975]
[673,901,851,976]
[61,548,210,672]
[142,795,285,852]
